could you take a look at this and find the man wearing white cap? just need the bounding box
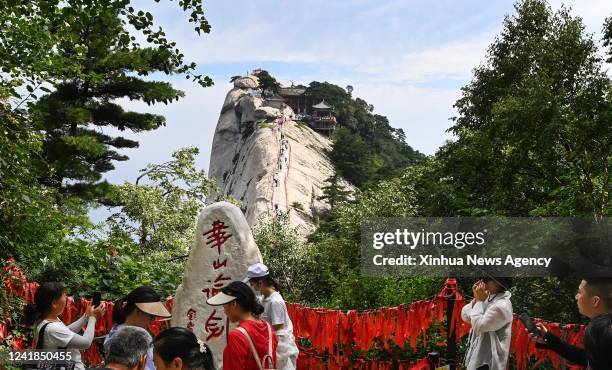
[243,263,299,370]
[242,263,269,285]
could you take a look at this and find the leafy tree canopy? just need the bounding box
[443,0,611,218]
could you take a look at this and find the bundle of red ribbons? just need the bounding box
[1,258,172,365]
[1,259,586,369]
[297,350,431,370]
[287,297,460,369]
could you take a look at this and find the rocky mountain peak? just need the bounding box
[207,74,354,236]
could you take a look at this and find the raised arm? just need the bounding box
[469,301,512,335]
[66,316,97,349]
[533,323,587,366]
[67,314,88,333]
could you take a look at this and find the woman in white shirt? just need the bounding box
[461,276,513,370]
[24,282,105,370]
[243,263,299,370]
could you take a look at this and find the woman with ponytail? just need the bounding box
[207,281,278,370]
[153,327,215,370]
[104,286,171,370]
[23,282,105,370]
[244,263,299,370]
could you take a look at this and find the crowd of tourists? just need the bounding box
[23,266,612,370]
[24,263,297,370]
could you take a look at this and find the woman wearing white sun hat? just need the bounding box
[105,285,172,370]
[243,263,299,370]
[207,281,277,370]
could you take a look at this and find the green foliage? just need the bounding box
[1,0,214,206]
[305,82,425,188]
[309,172,443,309]
[291,201,304,211]
[510,277,583,323]
[255,70,281,94]
[107,147,217,257]
[305,82,352,118]
[0,99,88,267]
[317,173,353,209]
[24,235,184,300]
[307,159,586,321]
[253,217,325,304]
[602,15,612,63]
[12,147,215,300]
[0,0,212,98]
[444,0,611,219]
[329,128,383,188]
[32,10,189,202]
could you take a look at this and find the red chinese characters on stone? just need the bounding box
[203,220,232,254]
[212,258,227,270]
[201,220,232,343]
[205,309,224,341]
[202,273,232,299]
[186,308,197,331]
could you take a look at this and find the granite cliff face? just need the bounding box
[207,75,353,236]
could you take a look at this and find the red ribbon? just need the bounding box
[2,262,591,370]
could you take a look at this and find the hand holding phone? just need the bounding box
[519,313,538,335]
[520,313,547,345]
[92,291,102,308]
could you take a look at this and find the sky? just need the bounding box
[91,0,612,219]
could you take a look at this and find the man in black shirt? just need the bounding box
[584,314,612,370]
[530,278,612,367]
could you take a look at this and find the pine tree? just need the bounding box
[255,70,281,95]
[318,173,352,208]
[33,4,188,202]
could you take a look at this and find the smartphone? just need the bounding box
[519,313,539,336]
[92,291,102,308]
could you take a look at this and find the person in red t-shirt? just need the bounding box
[207,281,278,370]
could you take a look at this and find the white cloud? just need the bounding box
[137,0,504,74]
[354,33,494,83]
[551,0,611,35]
[102,0,612,179]
[99,79,230,185]
[356,83,459,155]
[86,0,612,225]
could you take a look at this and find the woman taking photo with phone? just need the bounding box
[24,282,105,370]
[461,275,513,370]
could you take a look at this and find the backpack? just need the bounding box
[236,322,275,370]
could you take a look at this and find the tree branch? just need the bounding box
[167,254,189,262]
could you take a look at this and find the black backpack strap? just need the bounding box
[36,322,68,350]
[36,322,51,349]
